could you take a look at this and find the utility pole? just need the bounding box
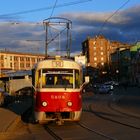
[43,21,48,59]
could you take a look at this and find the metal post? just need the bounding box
[44,22,48,59]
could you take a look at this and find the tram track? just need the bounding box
[44,121,118,140]
[84,100,140,130]
[91,109,140,130]
[78,122,117,140]
[44,124,63,140]
[108,101,140,120]
[81,100,140,139]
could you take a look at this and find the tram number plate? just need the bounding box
[52,60,63,67]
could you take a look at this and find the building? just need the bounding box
[74,55,86,67]
[0,51,45,72]
[111,48,131,82]
[82,35,110,68]
[82,35,131,82]
[131,42,140,86]
[82,35,130,68]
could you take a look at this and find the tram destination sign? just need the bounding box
[52,60,63,68]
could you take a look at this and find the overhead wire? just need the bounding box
[47,0,58,43]
[97,0,130,35]
[0,0,93,18]
[49,0,58,19]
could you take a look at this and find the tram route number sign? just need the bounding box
[52,60,63,67]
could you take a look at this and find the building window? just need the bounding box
[93,47,96,50]
[14,62,18,67]
[94,52,96,56]
[20,63,24,68]
[101,52,103,55]
[31,58,35,62]
[94,57,97,61]
[101,62,104,66]
[20,57,24,61]
[94,63,97,67]
[26,63,30,67]
[101,57,104,61]
[14,56,18,61]
[0,55,4,60]
[26,57,30,61]
[10,63,12,67]
[1,63,4,67]
[10,56,12,61]
[37,58,43,62]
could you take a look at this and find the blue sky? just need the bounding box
[0,0,140,55]
[0,0,139,21]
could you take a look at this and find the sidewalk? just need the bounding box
[0,108,20,132]
[0,107,54,140]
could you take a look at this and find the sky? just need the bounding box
[0,0,140,56]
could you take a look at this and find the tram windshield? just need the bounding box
[36,69,80,89]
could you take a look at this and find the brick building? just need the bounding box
[82,35,130,69]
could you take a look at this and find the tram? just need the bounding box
[32,56,84,124]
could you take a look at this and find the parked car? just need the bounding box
[97,83,114,94]
[104,81,119,86]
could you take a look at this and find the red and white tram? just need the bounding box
[32,56,83,124]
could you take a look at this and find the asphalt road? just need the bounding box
[0,86,139,140]
[113,86,140,116]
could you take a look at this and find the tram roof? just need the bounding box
[34,56,81,70]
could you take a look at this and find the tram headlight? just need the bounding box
[42,101,48,107]
[67,101,73,107]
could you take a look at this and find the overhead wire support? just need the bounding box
[43,17,72,58]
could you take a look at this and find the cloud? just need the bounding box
[60,4,140,44]
[0,22,46,53]
[0,5,140,56]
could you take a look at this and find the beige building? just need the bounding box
[0,51,45,71]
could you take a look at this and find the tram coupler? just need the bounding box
[56,119,64,125]
[55,113,64,125]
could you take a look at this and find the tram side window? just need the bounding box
[75,70,80,88]
[36,70,41,88]
[42,74,46,87]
